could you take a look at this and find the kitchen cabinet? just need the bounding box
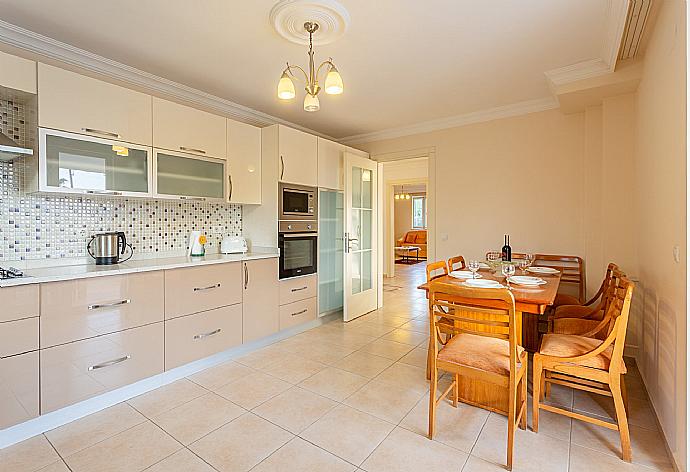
[0,351,39,429]
[38,63,152,145]
[227,119,261,204]
[155,149,225,201]
[153,97,226,159]
[270,125,317,186]
[242,258,279,342]
[0,284,39,323]
[0,51,36,94]
[279,274,317,306]
[279,297,317,331]
[317,138,344,190]
[318,189,344,316]
[39,128,152,197]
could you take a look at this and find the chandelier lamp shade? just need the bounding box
[276,21,344,112]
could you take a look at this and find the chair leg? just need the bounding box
[544,370,552,399]
[611,375,632,462]
[507,383,517,470]
[426,337,432,380]
[520,372,528,430]
[428,363,438,439]
[453,374,459,408]
[532,356,543,433]
[620,374,629,414]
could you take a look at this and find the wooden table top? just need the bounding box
[417,269,562,314]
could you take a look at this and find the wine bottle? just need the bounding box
[501,235,512,261]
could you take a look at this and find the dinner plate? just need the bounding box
[527,267,559,275]
[450,270,482,279]
[478,262,490,269]
[508,275,547,286]
[462,279,503,288]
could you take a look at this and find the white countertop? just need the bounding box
[0,248,279,287]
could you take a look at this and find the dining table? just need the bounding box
[417,266,562,415]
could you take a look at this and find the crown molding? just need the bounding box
[339,97,558,145]
[601,0,630,70]
[544,59,612,87]
[0,20,335,139]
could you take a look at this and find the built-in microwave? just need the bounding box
[278,221,318,279]
[279,183,317,220]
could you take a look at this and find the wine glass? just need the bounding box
[517,258,529,274]
[486,252,500,272]
[525,253,535,269]
[468,260,481,279]
[502,263,516,289]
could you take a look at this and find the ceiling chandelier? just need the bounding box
[276,21,343,112]
[395,186,411,201]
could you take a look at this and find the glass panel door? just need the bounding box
[318,189,344,315]
[156,150,225,199]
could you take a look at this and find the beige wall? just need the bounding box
[634,0,687,468]
[394,193,426,241]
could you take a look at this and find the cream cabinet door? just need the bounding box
[278,125,317,186]
[317,138,344,190]
[227,119,261,204]
[0,51,36,93]
[38,63,152,145]
[0,351,39,430]
[242,258,279,343]
[153,97,226,159]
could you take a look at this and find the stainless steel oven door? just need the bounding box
[279,232,318,279]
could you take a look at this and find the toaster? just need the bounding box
[221,236,248,254]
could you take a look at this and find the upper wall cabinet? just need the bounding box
[0,51,36,93]
[278,125,317,186]
[227,119,261,204]
[38,63,152,145]
[317,138,344,191]
[153,98,226,160]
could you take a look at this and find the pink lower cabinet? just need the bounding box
[165,263,242,319]
[0,352,39,429]
[279,297,317,330]
[40,322,164,414]
[164,304,243,370]
[242,258,279,343]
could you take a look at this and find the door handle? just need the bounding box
[179,146,206,155]
[228,174,233,201]
[88,299,131,310]
[85,190,123,196]
[81,127,120,139]
[290,309,308,317]
[244,263,249,289]
[344,232,358,253]
[280,155,285,180]
[291,286,308,292]
[179,196,207,201]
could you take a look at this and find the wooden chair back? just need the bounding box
[426,261,448,282]
[486,251,529,261]
[534,254,585,303]
[584,262,620,306]
[447,255,466,271]
[577,268,626,338]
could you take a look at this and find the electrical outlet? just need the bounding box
[673,245,681,263]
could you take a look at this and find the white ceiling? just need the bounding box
[0,0,608,139]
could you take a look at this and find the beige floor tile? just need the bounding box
[0,435,61,472]
[333,351,396,379]
[400,396,489,453]
[569,445,672,472]
[298,367,370,401]
[360,315,411,328]
[45,403,146,457]
[291,343,359,365]
[128,379,207,418]
[471,413,569,471]
[462,455,508,471]
[361,426,468,472]
[253,386,338,433]
[541,382,574,409]
[260,354,328,384]
[571,419,673,470]
[398,319,430,334]
[214,370,291,409]
[572,391,658,431]
[398,347,429,369]
[343,379,425,424]
[375,362,428,394]
[359,339,415,360]
[251,437,356,472]
[233,344,290,369]
[152,392,244,445]
[64,421,181,472]
[187,361,254,390]
[348,323,396,338]
[144,448,216,472]
[381,328,428,346]
[319,331,379,350]
[301,404,395,465]
[526,400,572,441]
[189,413,292,472]
[36,461,71,472]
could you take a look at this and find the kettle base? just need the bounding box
[94,256,119,265]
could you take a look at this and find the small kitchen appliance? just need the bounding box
[188,231,207,257]
[221,236,248,254]
[0,266,26,280]
[87,231,133,265]
[279,183,317,220]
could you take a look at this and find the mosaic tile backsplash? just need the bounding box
[0,99,242,262]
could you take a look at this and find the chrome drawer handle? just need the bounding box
[88,299,131,310]
[194,328,222,340]
[81,127,121,139]
[291,286,308,292]
[85,190,123,196]
[291,309,308,317]
[194,283,221,292]
[88,355,131,371]
[180,146,206,154]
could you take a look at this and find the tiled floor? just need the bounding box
[0,263,674,472]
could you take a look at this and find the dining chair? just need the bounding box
[533,254,585,306]
[447,255,466,271]
[485,251,529,261]
[425,260,452,379]
[533,276,635,462]
[428,280,528,470]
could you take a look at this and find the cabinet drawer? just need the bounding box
[0,351,39,429]
[153,97,226,159]
[41,271,164,348]
[41,323,164,414]
[165,263,242,319]
[165,304,242,370]
[0,317,38,358]
[280,297,317,330]
[279,275,317,305]
[38,63,153,145]
[0,284,39,323]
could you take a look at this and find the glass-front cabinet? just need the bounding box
[154,149,225,201]
[39,128,151,196]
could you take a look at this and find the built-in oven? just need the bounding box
[278,221,318,279]
[279,183,317,220]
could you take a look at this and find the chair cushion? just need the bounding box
[553,293,581,307]
[554,304,602,320]
[415,232,427,244]
[539,334,626,373]
[404,233,416,243]
[553,318,606,340]
[437,333,524,377]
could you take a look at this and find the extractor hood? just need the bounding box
[0,131,33,161]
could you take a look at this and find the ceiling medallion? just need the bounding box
[269,0,350,45]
